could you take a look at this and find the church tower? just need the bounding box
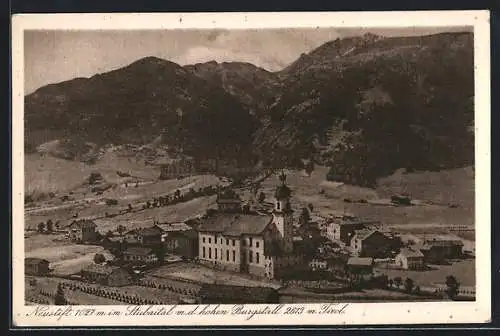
[272,171,294,253]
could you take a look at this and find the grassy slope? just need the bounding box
[25,152,161,195]
[256,165,474,227]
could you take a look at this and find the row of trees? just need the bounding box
[37,219,59,233]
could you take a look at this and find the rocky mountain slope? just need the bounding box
[184,61,281,116]
[25,32,474,186]
[25,57,259,161]
[254,32,474,186]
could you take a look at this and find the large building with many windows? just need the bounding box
[197,172,302,279]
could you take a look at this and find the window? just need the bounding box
[220,238,223,244]
[215,248,218,259]
[208,237,211,244]
[249,238,253,247]
[226,239,229,245]
[232,240,235,246]
[220,249,223,260]
[209,248,212,259]
[226,250,229,261]
[256,241,260,248]
[276,202,280,210]
[232,250,236,262]
[202,237,206,243]
[256,252,260,264]
[249,251,253,263]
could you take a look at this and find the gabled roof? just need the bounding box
[123,247,155,256]
[157,222,192,232]
[332,217,380,226]
[198,212,272,237]
[398,247,424,258]
[347,257,373,266]
[353,229,376,241]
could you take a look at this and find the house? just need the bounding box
[137,225,164,245]
[346,257,374,276]
[122,247,158,264]
[326,215,380,244]
[197,172,303,280]
[66,219,98,242]
[198,284,279,304]
[158,222,198,259]
[125,225,164,246]
[215,189,242,213]
[80,264,132,286]
[420,236,464,263]
[395,247,425,270]
[25,258,50,276]
[350,229,393,258]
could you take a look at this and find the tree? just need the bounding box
[394,277,403,288]
[445,275,460,300]
[46,219,54,233]
[93,253,106,264]
[54,283,68,305]
[174,189,181,200]
[299,207,310,227]
[153,245,166,263]
[116,225,126,236]
[308,203,314,212]
[37,222,45,233]
[404,278,414,293]
[258,192,266,203]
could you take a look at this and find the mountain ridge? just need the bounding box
[25,31,474,186]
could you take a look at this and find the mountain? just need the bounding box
[254,32,474,186]
[184,61,281,116]
[25,32,475,187]
[25,56,259,161]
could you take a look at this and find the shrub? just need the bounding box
[93,253,106,264]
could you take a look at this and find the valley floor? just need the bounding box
[22,162,476,304]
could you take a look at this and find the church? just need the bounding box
[197,172,303,279]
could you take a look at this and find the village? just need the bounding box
[24,158,476,305]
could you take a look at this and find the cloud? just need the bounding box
[174,28,343,71]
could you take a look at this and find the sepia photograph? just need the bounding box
[11,11,490,326]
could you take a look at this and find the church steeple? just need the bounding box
[274,171,292,209]
[272,171,294,252]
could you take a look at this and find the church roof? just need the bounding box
[198,212,272,237]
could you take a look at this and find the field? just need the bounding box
[375,259,475,287]
[253,165,474,227]
[25,234,114,276]
[148,262,281,289]
[25,276,178,305]
[25,152,160,196]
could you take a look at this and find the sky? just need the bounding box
[24,27,472,95]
